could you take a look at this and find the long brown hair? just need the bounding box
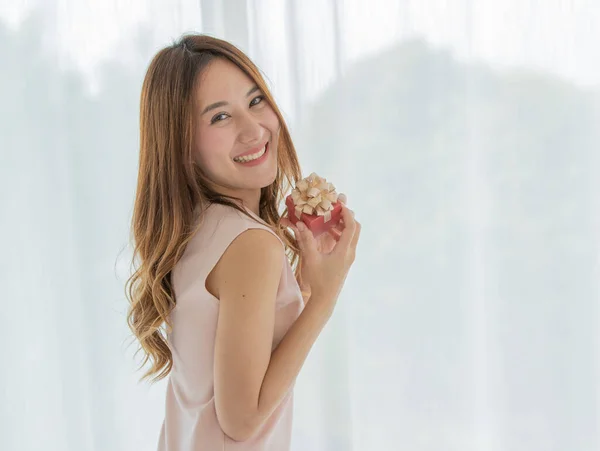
[125,34,303,384]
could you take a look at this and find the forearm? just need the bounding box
[254,296,333,425]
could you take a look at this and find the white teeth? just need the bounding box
[234,145,266,163]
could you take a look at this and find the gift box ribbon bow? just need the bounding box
[290,172,339,222]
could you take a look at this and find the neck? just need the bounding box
[223,189,262,216]
[202,180,262,216]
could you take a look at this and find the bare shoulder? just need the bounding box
[207,227,284,300]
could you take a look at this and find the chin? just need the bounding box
[256,174,277,190]
[258,160,278,187]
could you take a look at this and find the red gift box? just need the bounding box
[284,173,342,238]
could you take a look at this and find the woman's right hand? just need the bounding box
[289,204,361,308]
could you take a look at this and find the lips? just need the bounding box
[233,142,269,165]
[233,141,269,159]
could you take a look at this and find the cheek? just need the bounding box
[195,127,233,166]
[265,109,281,138]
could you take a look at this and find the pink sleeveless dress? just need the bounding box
[156,202,305,451]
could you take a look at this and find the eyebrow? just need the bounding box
[200,85,261,116]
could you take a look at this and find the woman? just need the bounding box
[126,33,361,450]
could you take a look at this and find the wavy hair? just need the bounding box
[125,34,303,383]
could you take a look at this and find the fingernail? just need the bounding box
[297,222,306,231]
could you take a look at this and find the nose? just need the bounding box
[237,112,263,145]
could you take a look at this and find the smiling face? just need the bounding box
[192,58,280,206]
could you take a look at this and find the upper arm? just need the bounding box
[211,228,284,441]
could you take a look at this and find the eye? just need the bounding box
[210,112,229,124]
[250,95,265,107]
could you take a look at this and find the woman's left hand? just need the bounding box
[280,193,347,253]
[279,193,347,296]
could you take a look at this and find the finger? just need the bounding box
[327,227,342,242]
[279,217,292,229]
[279,217,298,238]
[296,221,318,257]
[332,204,356,255]
[338,193,347,205]
[350,220,361,250]
[289,224,300,241]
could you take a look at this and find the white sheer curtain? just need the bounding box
[1,1,599,450]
